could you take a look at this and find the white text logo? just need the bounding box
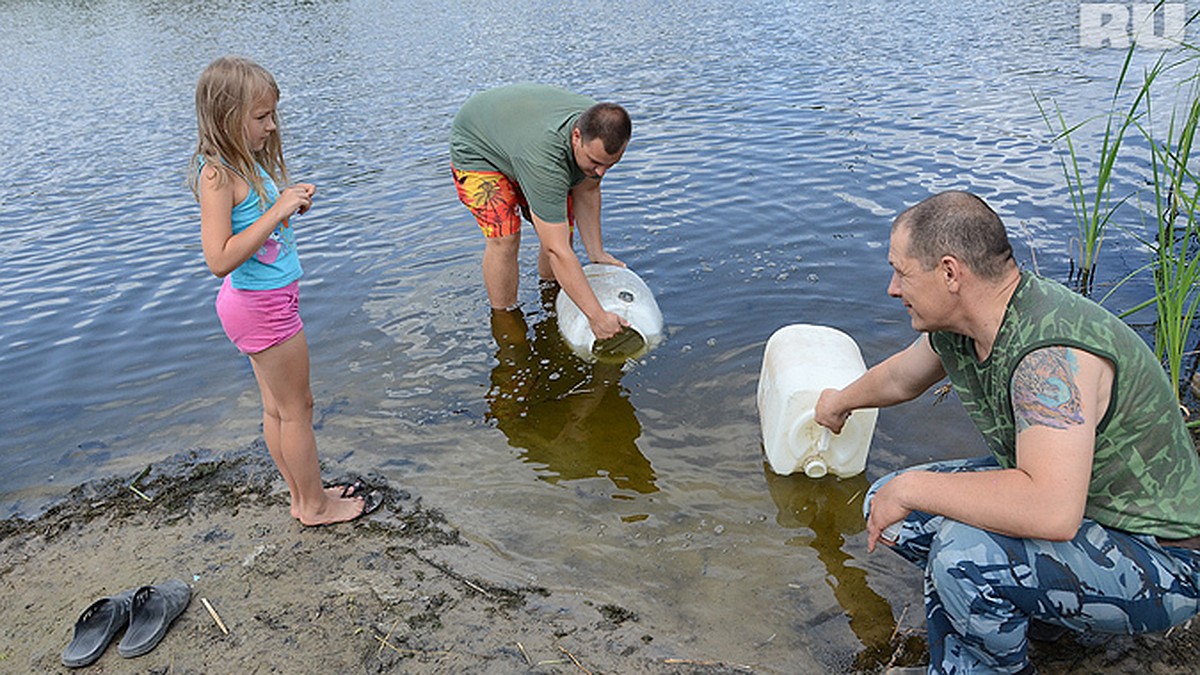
[1080,3,1186,49]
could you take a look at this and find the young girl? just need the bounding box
[190,56,379,526]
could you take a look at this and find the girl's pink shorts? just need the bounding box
[215,277,304,354]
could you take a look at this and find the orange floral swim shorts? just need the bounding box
[451,165,572,238]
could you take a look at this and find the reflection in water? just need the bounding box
[486,291,658,496]
[0,1,1136,667]
[763,466,914,670]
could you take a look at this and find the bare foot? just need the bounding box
[290,483,363,520]
[297,494,371,527]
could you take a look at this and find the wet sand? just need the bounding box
[0,444,1196,674]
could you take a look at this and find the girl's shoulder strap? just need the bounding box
[196,155,257,183]
[220,158,255,185]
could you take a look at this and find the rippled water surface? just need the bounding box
[0,0,1186,670]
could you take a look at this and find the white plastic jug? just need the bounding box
[756,324,878,478]
[556,264,664,362]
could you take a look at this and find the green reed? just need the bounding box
[1036,46,1150,296]
[1041,37,1200,404]
[1137,56,1200,404]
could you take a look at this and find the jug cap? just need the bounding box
[803,455,828,478]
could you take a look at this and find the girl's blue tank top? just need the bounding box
[202,158,303,291]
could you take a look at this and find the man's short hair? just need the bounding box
[894,191,1015,281]
[576,102,631,155]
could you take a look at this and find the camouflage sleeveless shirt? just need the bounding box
[929,272,1200,538]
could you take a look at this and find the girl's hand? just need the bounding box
[279,183,316,216]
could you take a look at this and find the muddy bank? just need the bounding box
[0,445,1196,674]
[0,445,751,674]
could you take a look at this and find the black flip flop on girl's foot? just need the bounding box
[324,479,365,498]
[303,488,383,526]
[357,490,383,519]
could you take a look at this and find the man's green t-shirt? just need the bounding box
[450,83,593,224]
[929,272,1200,539]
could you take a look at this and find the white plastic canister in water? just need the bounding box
[756,324,878,478]
[556,264,665,362]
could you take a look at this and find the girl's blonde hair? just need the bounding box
[189,56,288,207]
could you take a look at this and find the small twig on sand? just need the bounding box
[885,642,904,670]
[459,577,491,596]
[412,553,495,598]
[378,619,401,657]
[516,641,532,666]
[128,466,153,501]
[128,485,153,502]
[884,604,913,670]
[1165,615,1195,639]
[200,597,229,635]
[889,605,909,642]
[664,658,755,672]
[559,646,592,674]
[372,634,453,657]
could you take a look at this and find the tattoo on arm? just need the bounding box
[1012,347,1086,433]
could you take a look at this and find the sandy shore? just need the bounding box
[0,444,1196,674]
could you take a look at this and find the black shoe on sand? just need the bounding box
[117,579,191,658]
[61,587,137,667]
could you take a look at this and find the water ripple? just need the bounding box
[0,0,1183,669]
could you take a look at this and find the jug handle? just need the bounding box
[790,411,833,478]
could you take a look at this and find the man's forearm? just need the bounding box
[884,465,1085,541]
[572,180,604,259]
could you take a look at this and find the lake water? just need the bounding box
[1,0,1189,671]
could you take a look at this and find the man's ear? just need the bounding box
[940,255,962,292]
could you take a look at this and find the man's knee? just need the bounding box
[927,523,1038,672]
[927,521,1012,618]
[486,231,520,250]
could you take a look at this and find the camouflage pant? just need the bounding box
[867,456,1200,674]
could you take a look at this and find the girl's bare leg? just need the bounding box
[250,361,299,515]
[250,358,353,518]
[248,330,364,525]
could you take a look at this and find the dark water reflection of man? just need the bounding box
[487,302,657,495]
[763,467,919,670]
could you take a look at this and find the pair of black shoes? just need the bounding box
[61,579,191,668]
